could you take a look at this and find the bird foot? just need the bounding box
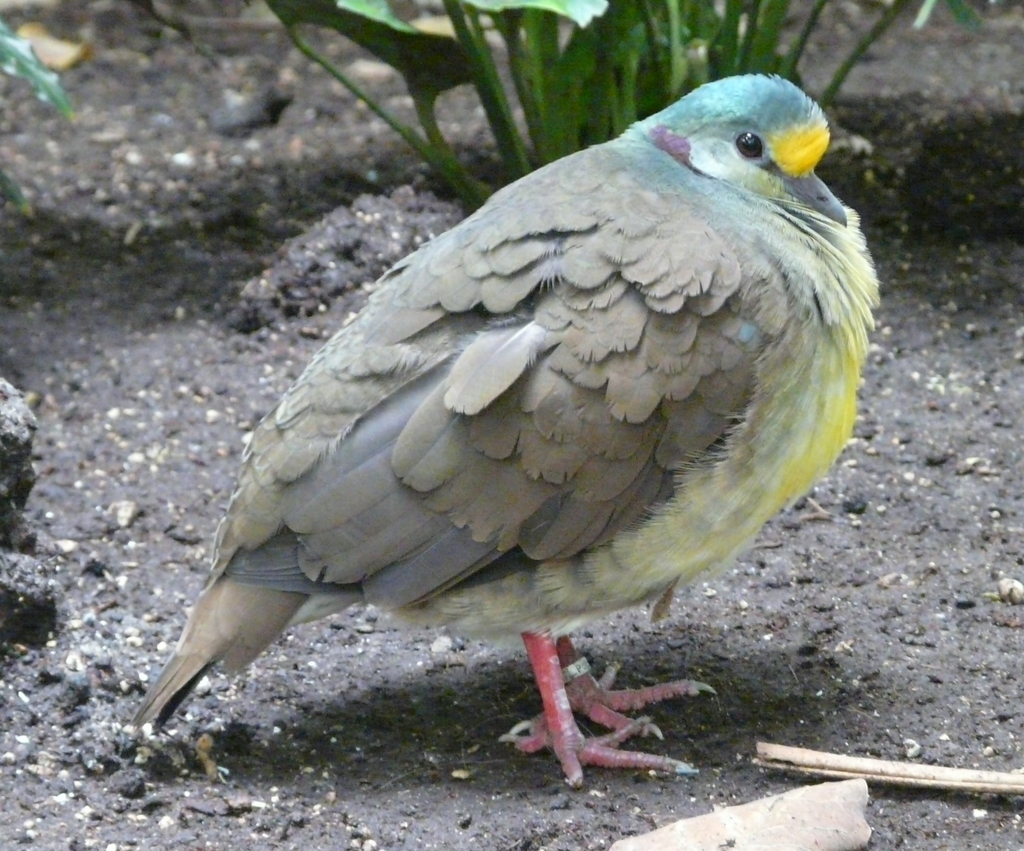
[560,652,714,726]
[504,633,709,786]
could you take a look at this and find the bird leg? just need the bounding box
[502,632,708,786]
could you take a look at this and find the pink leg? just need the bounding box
[506,632,706,787]
[519,632,587,785]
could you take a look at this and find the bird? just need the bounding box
[133,74,878,787]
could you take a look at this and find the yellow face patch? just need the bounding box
[767,122,830,177]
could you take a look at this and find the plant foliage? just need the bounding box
[265,0,978,206]
[0,15,73,212]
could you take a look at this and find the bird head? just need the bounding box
[636,74,847,226]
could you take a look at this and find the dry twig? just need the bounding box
[755,742,1024,794]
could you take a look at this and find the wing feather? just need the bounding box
[211,141,770,615]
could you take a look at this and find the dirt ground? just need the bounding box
[1,1,1024,849]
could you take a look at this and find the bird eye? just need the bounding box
[736,132,764,159]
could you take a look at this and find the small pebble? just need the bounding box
[842,497,868,515]
[997,578,1024,605]
[430,636,452,653]
[110,500,140,528]
[345,59,396,84]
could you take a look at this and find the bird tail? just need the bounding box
[132,577,306,730]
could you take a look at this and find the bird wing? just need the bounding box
[212,143,764,610]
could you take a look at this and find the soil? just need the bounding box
[2,2,1024,850]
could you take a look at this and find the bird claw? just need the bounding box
[672,760,700,777]
[498,719,536,743]
[500,717,549,753]
[598,715,660,744]
[569,733,699,785]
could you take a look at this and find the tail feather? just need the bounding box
[132,577,306,729]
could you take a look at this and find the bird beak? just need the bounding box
[784,173,847,226]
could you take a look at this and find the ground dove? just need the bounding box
[134,74,879,787]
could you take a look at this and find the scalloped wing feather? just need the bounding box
[210,139,766,614]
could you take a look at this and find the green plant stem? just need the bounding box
[288,28,487,206]
[497,12,544,161]
[443,0,532,179]
[681,0,710,86]
[412,97,491,206]
[522,9,565,162]
[666,0,686,98]
[736,0,763,71]
[913,0,938,28]
[748,0,789,72]
[779,0,829,79]
[820,0,913,107]
[637,0,666,95]
[718,0,742,75]
[521,10,553,162]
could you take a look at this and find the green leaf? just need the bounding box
[468,0,607,28]
[325,0,416,32]
[914,0,981,30]
[266,0,473,98]
[945,0,983,29]
[0,17,72,117]
[0,165,30,213]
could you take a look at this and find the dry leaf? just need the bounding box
[610,779,870,851]
[16,22,93,71]
[410,15,455,37]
